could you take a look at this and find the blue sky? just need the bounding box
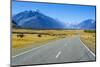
[12,1,96,25]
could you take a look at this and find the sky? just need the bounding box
[12,0,96,25]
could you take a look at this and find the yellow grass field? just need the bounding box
[12,34,60,48]
[12,29,96,54]
[80,32,96,54]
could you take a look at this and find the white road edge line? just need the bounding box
[12,38,66,58]
[12,44,47,58]
[80,40,95,57]
[56,51,61,58]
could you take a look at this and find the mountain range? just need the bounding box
[12,10,96,30]
[12,10,65,29]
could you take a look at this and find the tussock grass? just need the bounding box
[12,29,96,54]
[84,30,96,33]
[80,30,96,54]
[12,29,79,48]
[12,34,59,48]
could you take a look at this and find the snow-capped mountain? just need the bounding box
[12,10,96,30]
[77,19,96,30]
[12,10,65,29]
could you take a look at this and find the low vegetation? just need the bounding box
[84,30,96,33]
[81,30,96,54]
[12,29,96,54]
[12,34,60,48]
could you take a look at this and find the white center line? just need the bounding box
[56,51,61,58]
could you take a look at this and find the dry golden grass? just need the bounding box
[12,29,76,49]
[80,31,96,54]
[12,29,96,54]
[12,34,60,48]
[12,29,79,48]
[12,29,80,36]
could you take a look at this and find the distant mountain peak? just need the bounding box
[12,10,96,30]
[77,19,96,30]
[34,9,40,12]
[12,10,65,29]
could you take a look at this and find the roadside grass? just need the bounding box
[12,29,96,54]
[12,31,65,55]
[84,30,96,33]
[12,29,79,48]
[80,30,96,54]
[12,34,60,48]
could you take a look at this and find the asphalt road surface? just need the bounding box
[11,35,95,66]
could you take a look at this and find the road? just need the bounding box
[11,35,95,66]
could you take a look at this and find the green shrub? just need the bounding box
[84,30,96,33]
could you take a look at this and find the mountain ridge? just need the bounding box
[12,10,96,30]
[12,10,65,29]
